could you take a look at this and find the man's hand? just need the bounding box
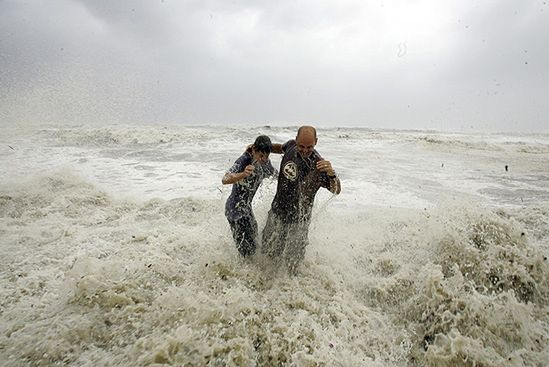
[317,159,341,194]
[316,159,335,176]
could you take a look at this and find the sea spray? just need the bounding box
[353,204,549,366]
[1,124,548,366]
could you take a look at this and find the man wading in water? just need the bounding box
[262,125,341,274]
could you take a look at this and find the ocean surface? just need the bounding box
[1,124,548,366]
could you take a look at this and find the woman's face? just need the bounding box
[252,150,269,163]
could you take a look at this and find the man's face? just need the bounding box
[296,131,317,158]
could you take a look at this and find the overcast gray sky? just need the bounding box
[1,0,548,132]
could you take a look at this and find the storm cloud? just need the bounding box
[1,0,548,131]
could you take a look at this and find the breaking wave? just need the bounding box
[1,172,547,366]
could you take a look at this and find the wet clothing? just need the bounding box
[261,209,310,273]
[262,140,332,272]
[225,151,275,256]
[225,152,275,221]
[228,215,258,257]
[270,140,331,223]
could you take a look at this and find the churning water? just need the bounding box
[1,124,548,366]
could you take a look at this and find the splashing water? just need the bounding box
[1,124,548,366]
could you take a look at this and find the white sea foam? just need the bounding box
[1,124,548,366]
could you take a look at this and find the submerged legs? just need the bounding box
[261,210,310,274]
[228,215,258,257]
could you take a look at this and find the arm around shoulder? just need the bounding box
[271,143,284,154]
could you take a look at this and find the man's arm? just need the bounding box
[271,143,284,154]
[244,143,282,154]
[328,175,341,194]
[316,159,341,194]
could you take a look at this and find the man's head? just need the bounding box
[296,125,317,158]
[252,135,272,162]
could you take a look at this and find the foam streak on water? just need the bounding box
[0,124,548,366]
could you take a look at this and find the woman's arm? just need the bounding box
[222,165,254,184]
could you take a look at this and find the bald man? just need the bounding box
[262,125,341,274]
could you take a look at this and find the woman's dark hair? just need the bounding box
[253,135,272,154]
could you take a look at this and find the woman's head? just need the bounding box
[252,135,272,162]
